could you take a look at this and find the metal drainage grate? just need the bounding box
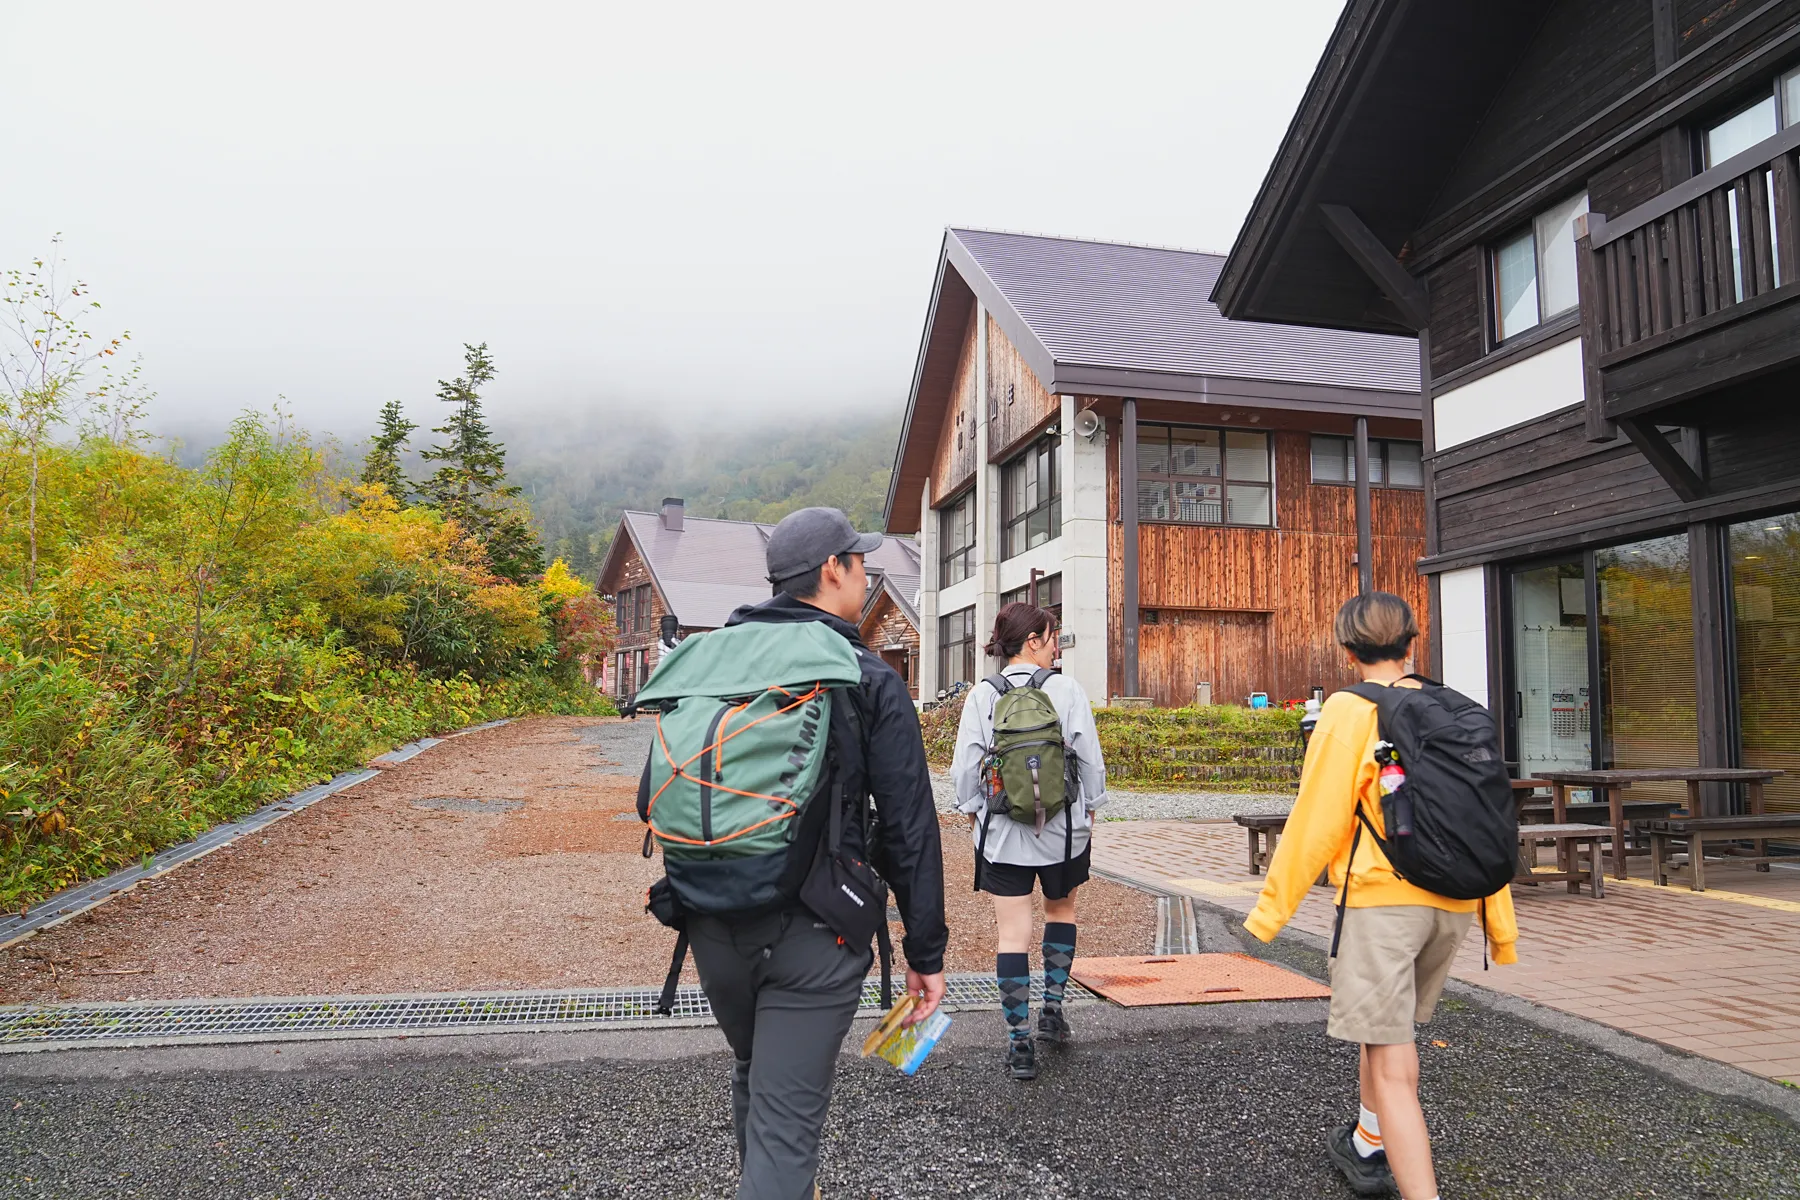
[0,974,1095,1052]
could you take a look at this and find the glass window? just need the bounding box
[1534,192,1589,318]
[1704,95,1778,167]
[1494,228,1541,341]
[937,491,976,587]
[1492,192,1588,342]
[1511,560,1593,775]
[938,606,976,688]
[1731,512,1800,814]
[1136,424,1272,526]
[1001,574,1062,624]
[1598,535,1697,802]
[1001,435,1061,559]
[1308,436,1424,489]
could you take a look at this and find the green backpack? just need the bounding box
[976,668,1077,877]
[635,620,862,915]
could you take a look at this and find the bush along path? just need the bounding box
[921,690,1303,791]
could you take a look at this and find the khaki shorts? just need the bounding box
[1327,905,1474,1046]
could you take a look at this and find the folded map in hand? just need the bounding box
[858,994,951,1075]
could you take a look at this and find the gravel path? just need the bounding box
[5,985,1796,1199]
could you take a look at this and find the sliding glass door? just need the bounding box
[1731,513,1800,813]
[1510,560,1593,775]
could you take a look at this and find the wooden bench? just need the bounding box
[1646,815,1800,891]
[1234,814,1288,875]
[1516,824,1613,898]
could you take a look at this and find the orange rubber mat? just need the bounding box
[1069,953,1331,1007]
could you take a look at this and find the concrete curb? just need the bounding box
[0,719,514,952]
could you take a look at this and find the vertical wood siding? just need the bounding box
[987,314,1059,460]
[1106,429,1430,704]
[930,308,981,505]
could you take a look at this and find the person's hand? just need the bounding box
[903,970,945,1024]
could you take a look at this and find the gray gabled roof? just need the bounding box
[600,511,919,631]
[948,228,1420,396]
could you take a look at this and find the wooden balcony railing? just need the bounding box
[1576,121,1800,440]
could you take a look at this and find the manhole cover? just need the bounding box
[1071,953,1330,1007]
[412,797,523,813]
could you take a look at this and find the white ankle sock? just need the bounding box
[1352,1105,1382,1157]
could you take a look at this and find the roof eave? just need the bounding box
[1051,366,1421,418]
[883,237,956,535]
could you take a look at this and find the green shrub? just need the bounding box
[922,689,1301,792]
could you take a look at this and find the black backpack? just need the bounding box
[1332,676,1517,961]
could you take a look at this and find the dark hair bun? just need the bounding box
[987,602,1055,660]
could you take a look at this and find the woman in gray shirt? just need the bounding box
[952,602,1108,1081]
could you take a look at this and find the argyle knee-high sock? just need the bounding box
[996,952,1031,1041]
[1042,923,1077,1008]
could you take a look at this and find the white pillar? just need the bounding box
[1439,566,1490,708]
[1058,394,1110,701]
[917,473,940,701]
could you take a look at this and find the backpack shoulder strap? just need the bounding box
[1342,682,1390,705]
[984,673,1014,697]
[1027,667,1055,690]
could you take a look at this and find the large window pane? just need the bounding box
[1173,480,1220,523]
[1224,431,1270,482]
[939,606,976,688]
[1732,512,1800,813]
[1137,480,1171,521]
[1705,95,1778,167]
[1495,228,1540,340]
[1387,441,1424,488]
[1137,430,1170,476]
[1170,428,1221,476]
[1512,561,1592,775]
[1311,435,1348,484]
[1534,192,1589,318]
[1226,485,1271,526]
[1598,535,1696,802]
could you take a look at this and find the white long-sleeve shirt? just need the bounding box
[951,664,1109,866]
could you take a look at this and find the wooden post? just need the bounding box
[1574,214,1617,442]
[1122,399,1141,698]
[1689,522,1734,816]
[1028,567,1043,607]
[1354,416,1373,596]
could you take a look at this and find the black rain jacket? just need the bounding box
[719,592,948,975]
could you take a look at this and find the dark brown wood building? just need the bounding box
[596,498,922,699]
[1215,0,1800,813]
[885,228,1428,707]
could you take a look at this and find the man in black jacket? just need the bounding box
[689,507,946,1200]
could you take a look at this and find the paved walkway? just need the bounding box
[1093,819,1800,1086]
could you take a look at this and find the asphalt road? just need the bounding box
[5,984,1799,1200]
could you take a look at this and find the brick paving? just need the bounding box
[1092,819,1800,1086]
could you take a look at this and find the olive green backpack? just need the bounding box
[976,668,1077,880]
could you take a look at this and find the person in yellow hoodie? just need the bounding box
[1245,592,1517,1200]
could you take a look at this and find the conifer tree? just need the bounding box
[420,343,544,582]
[359,399,416,501]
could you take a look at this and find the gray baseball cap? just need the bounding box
[765,507,884,585]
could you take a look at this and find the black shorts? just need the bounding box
[977,846,1092,900]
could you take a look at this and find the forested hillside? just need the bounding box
[498,407,901,580]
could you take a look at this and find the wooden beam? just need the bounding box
[1689,521,1735,815]
[1573,215,1617,443]
[1617,417,1706,501]
[1354,416,1374,595]
[1318,204,1430,330]
[1121,398,1141,698]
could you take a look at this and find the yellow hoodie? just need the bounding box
[1243,679,1519,964]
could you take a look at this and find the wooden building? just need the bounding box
[1215,0,1800,813]
[595,498,921,699]
[884,228,1426,708]
[860,562,924,700]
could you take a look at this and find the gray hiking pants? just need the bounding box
[687,910,870,1200]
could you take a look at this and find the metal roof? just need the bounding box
[948,228,1420,394]
[600,511,919,631]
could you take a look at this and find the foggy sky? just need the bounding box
[5,1,1346,440]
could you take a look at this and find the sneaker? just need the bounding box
[1006,1035,1037,1081]
[1036,1005,1071,1046]
[1326,1122,1396,1197]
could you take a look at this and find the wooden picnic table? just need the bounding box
[1532,768,1783,880]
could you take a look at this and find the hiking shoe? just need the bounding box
[1036,1005,1071,1046]
[1006,1036,1037,1081]
[1326,1121,1395,1197]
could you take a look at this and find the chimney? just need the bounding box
[660,497,685,531]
